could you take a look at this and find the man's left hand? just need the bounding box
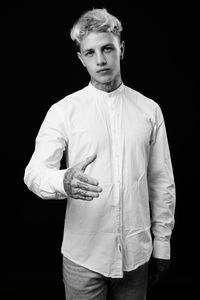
[148,257,170,286]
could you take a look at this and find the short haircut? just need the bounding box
[70,8,123,47]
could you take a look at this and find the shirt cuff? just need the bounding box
[46,169,68,199]
[152,238,171,259]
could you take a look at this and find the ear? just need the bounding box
[77,52,86,67]
[120,41,125,60]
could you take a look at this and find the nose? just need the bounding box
[96,52,106,66]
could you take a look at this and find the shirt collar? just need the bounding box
[87,81,125,98]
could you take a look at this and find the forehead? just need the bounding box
[80,32,120,51]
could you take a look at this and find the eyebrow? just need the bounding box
[82,43,115,54]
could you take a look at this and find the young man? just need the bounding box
[24,8,176,300]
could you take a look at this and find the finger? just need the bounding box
[75,181,102,193]
[73,188,100,198]
[72,194,93,201]
[76,173,99,186]
[80,153,97,172]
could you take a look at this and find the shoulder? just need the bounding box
[124,85,159,109]
[45,86,90,119]
[125,85,162,115]
[56,86,89,108]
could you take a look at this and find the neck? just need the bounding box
[91,73,122,93]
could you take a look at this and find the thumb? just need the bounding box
[80,153,97,172]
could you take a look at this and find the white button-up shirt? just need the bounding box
[24,82,175,278]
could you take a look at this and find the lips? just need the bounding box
[96,68,110,73]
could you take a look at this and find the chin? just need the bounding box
[96,76,114,84]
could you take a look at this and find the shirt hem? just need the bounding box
[61,251,151,278]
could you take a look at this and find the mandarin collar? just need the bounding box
[88,82,125,98]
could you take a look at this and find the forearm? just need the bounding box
[24,104,70,199]
[24,162,68,200]
[149,181,175,259]
[148,105,176,259]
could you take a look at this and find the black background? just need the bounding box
[2,0,199,299]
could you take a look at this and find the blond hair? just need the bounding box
[70,8,122,46]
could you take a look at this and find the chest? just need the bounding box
[67,101,153,152]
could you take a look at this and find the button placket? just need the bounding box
[107,96,123,275]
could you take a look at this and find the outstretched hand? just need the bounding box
[63,153,102,201]
[148,257,170,287]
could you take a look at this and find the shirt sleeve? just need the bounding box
[147,104,176,259]
[24,104,69,199]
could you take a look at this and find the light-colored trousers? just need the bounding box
[63,256,148,300]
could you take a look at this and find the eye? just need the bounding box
[85,50,94,57]
[104,47,113,53]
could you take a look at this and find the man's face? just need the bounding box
[78,32,124,84]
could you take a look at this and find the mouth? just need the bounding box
[96,68,110,73]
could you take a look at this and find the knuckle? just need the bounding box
[76,188,87,196]
[71,181,77,188]
[78,174,88,183]
[76,174,82,181]
[77,182,87,190]
[88,191,99,197]
[72,188,79,196]
[76,188,81,194]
